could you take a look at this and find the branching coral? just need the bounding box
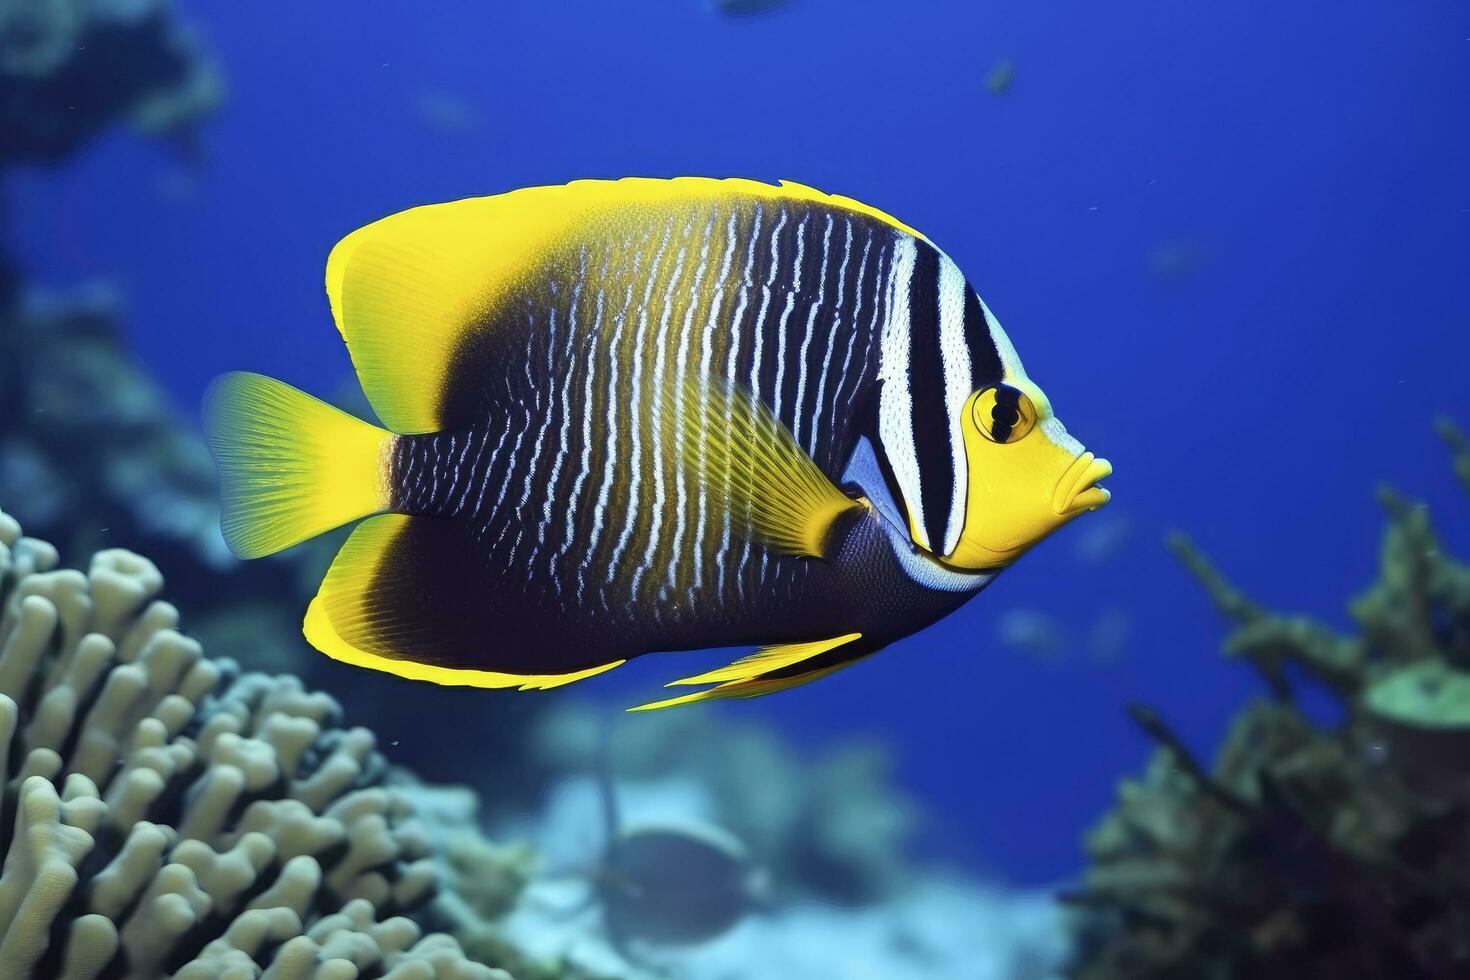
[0,505,510,978]
[1068,421,1470,980]
[0,289,227,576]
[0,0,228,577]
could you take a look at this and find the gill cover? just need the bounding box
[944,379,1112,570]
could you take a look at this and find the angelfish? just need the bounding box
[204,178,1111,710]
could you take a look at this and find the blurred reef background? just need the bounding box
[1,1,1468,978]
[1070,426,1470,979]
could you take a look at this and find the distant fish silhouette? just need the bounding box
[713,0,792,16]
[411,88,481,133]
[986,58,1017,96]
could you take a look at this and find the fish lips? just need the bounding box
[1053,451,1113,517]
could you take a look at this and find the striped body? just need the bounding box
[377,191,1005,671]
[204,177,1115,704]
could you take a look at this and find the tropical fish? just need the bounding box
[592,749,761,954]
[204,177,1111,710]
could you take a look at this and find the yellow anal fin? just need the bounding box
[668,375,859,558]
[628,662,856,712]
[666,633,863,687]
[628,633,866,712]
[303,514,624,690]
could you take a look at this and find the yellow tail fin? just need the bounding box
[203,372,392,559]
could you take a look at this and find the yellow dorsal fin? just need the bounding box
[667,374,860,558]
[666,633,863,687]
[324,177,924,434]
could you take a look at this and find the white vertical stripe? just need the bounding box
[793,214,829,452]
[489,403,532,551]
[541,255,587,592]
[454,431,479,511]
[772,213,808,426]
[452,430,483,516]
[830,229,873,423]
[509,306,561,566]
[635,214,696,600]
[665,209,716,594]
[850,245,883,404]
[608,219,675,589]
[810,218,855,457]
[690,208,738,598]
[745,208,787,589]
[936,253,973,558]
[876,236,929,552]
[467,416,510,520]
[440,434,461,505]
[425,438,440,502]
[561,287,605,561]
[717,204,760,600]
[406,442,426,498]
[583,252,640,600]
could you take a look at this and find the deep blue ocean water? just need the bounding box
[11,0,1469,885]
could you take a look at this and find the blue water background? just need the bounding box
[11,1,1470,885]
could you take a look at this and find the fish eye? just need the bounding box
[972,384,1036,444]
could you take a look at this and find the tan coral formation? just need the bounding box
[0,507,508,978]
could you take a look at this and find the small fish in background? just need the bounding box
[1087,607,1131,663]
[535,733,764,964]
[986,58,1017,96]
[204,177,1111,709]
[411,88,482,133]
[600,823,762,953]
[1147,240,1202,284]
[712,0,792,17]
[1071,512,1131,565]
[154,167,200,202]
[996,608,1067,663]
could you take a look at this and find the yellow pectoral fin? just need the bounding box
[628,633,866,712]
[669,375,859,559]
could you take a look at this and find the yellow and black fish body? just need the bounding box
[205,178,1111,709]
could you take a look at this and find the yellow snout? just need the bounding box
[944,384,1111,570]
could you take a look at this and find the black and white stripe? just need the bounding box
[873,242,1010,558]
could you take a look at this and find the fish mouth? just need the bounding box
[1053,451,1113,516]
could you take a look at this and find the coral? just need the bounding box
[1068,420,1470,980]
[0,0,226,557]
[0,0,228,579]
[0,287,228,574]
[0,0,548,828]
[0,505,511,978]
[0,0,220,168]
